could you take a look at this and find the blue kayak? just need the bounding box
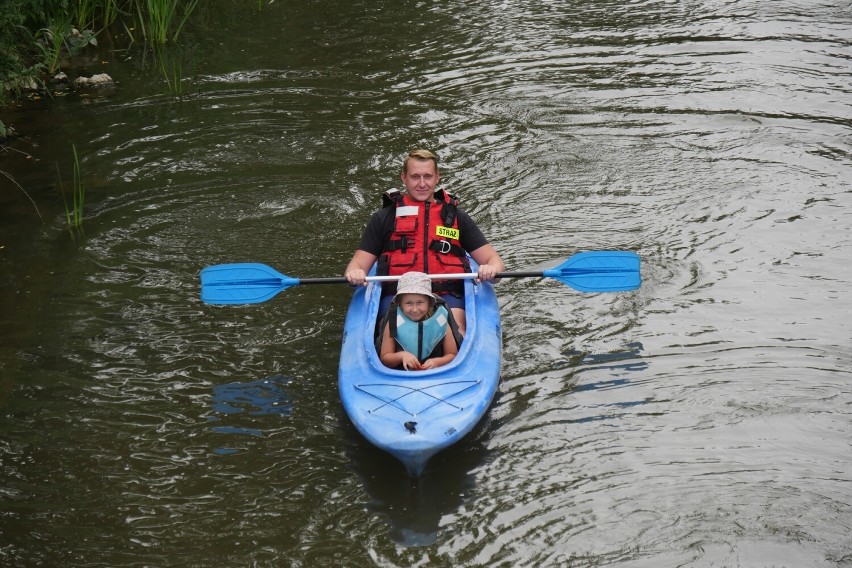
[338,263,501,477]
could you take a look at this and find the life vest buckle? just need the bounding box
[387,235,409,251]
[436,240,451,254]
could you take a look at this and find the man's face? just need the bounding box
[401,159,440,202]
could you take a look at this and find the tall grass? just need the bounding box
[155,44,187,97]
[75,0,125,30]
[75,0,97,30]
[135,0,199,44]
[57,144,86,238]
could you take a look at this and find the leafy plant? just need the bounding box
[35,17,70,75]
[33,15,98,76]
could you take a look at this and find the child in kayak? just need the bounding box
[378,271,462,371]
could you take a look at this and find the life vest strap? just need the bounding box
[382,188,404,208]
[429,239,464,257]
[386,236,410,252]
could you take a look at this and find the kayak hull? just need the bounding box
[338,265,501,477]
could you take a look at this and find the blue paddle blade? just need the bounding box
[200,263,299,304]
[545,251,641,292]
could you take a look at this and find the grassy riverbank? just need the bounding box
[1,0,202,231]
[0,0,198,108]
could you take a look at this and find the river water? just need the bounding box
[1,1,851,566]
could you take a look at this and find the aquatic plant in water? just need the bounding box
[57,144,85,237]
[155,44,186,97]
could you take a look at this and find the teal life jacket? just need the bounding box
[395,305,449,361]
[376,296,463,365]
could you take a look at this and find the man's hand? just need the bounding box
[470,244,505,282]
[345,268,367,286]
[477,263,500,282]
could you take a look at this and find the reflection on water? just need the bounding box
[208,375,293,453]
[1,0,851,565]
[341,403,494,548]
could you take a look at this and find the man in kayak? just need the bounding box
[344,148,505,336]
[378,272,460,370]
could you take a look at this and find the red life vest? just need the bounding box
[377,188,471,292]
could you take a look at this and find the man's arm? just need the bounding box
[345,209,390,285]
[456,209,503,281]
[345,250,378,286]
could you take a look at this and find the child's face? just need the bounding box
[398,293,432,322]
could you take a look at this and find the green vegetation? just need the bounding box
[135,0,198,44]
[75,0,123,31]
[35,13,98,76]
[154,43,189,98]
[56,144,85,238]
[0,0,200,103]
[1,0,202,234]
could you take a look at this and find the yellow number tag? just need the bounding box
[435,225,459,240]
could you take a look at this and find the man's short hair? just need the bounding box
[403,149,439,174]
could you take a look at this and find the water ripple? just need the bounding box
[2,0,852,565]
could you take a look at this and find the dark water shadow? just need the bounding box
[208,374,294,454]
[340,410,492,547]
